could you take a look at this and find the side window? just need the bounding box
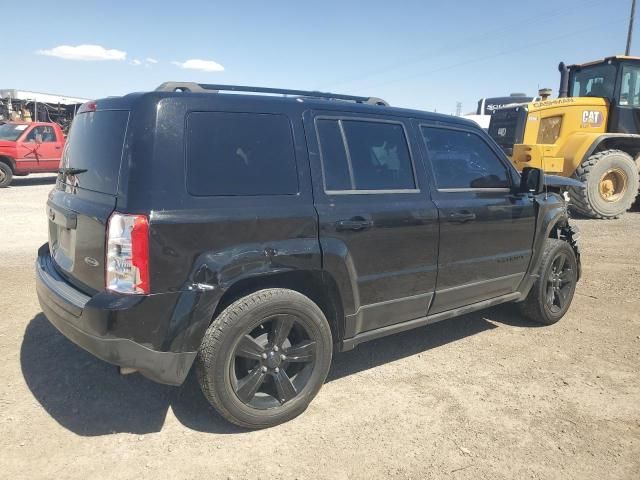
[620,65,640,106]
[316,118,416,191]
[25,126,56,142]
[186,112,298,196]
[421,127,510,190]
[316,119,352,191]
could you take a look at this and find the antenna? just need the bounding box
[626,0,636,55]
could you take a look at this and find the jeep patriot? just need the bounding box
[36,83,582,428]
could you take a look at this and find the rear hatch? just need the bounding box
[47,108,129,294]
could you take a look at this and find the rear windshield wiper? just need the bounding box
[58,167,88,175]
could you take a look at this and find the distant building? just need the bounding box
[0,89,90,132]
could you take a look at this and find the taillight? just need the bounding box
[106,213,150,294]
[77,101,97,113]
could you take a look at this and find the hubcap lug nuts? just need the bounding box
[261,366,268,373]
[281,354,286,361]
[273,346,279,352]
[261,353,268,360]
[274,367,280,373]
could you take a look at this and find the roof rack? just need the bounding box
[154,82,389,106]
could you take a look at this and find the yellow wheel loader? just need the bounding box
[489,56,640,219]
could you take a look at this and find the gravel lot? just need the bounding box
[1,174,639,479]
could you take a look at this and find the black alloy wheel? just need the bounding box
[196,288,333,428]
[231,313,317,408]
[545,251,574,315]
[518,238,578,325]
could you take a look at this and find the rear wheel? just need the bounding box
[569,149,639,219]
[0,162,13,188]
[518,239,578,325]
[196,288,333,429]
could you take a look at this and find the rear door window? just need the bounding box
[61,110,129,195]
[186,112,298,196]
[421,127,510,190]
[316,118,416,192]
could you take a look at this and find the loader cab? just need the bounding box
[566,56,640,133]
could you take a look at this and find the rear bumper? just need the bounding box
[35,244,197,385]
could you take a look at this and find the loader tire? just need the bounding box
[569,149,639,219]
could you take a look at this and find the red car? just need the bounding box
[0,121,65,187]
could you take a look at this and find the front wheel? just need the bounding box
[0,162,13,188]
[518,239,578,325]
[196,288,333,429]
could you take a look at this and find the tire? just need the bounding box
[518,239,578,325]
[196,288,333,429]
[0,162,12,188]
[569,149,640,219]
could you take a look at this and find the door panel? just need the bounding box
[418,123,536,314]
[315,197,438,336]
[304,111,439,338]
[17,125,62,171]
[34,141,61,171]
[430,192,535,313]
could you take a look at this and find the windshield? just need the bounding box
[570,64,617,99]
[0,123,29,141]
[60,110,129,195]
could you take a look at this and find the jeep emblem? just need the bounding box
[84,256,99,267]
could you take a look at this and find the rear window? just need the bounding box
[61,110,129,195]
[186,112,298,196]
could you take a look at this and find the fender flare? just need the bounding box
[0,155,16,172]
[516,196,572,301]
[583,134,640,168]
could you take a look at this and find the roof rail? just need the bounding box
[154,82,389,106]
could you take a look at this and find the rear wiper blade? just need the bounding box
[58,167,87,175]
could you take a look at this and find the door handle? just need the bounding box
[448,211,476,223]
[335,218,372,232]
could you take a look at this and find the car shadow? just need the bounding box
[327,304,534,382]
[20,313,244,436]
[9,175,57,187]
[21,305,531,436]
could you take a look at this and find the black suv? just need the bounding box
[36,83,581,428]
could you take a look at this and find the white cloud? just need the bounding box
[131,59,142,66]
[37,44,126,61]
[145,57,158,64]
[172,58,224,72]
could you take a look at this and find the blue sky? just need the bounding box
[2,0,637,114]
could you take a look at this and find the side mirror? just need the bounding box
[519,167,545,194]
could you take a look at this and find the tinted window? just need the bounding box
[187,112,298,196]
[316,119,351,191]
[316,119,416,191]
[421,127,509,189]
[61,110,129,195]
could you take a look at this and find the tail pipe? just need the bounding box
[558,62,570,98]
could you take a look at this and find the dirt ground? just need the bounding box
[1,174,638,480]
